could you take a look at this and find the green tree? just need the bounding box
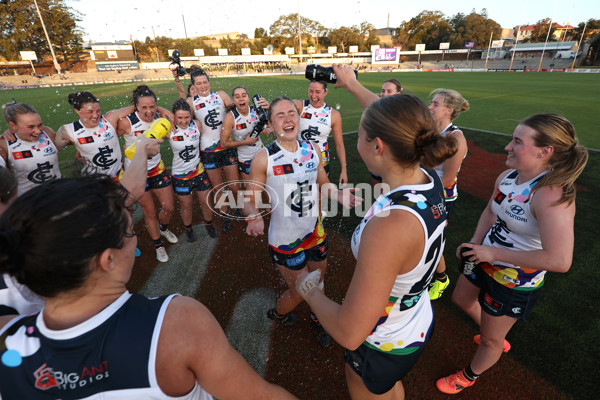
[395,10,453,50]
[0,0,83,68]
[327,26,360,53]
[269,13,324,53]
[358,21,380,51]
[448,9,501,49]
[573,18,600,42]
[219,35,250,56]
[529,18,557,42]
[254,27,267,38]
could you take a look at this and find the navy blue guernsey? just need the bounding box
[0,292,173,399]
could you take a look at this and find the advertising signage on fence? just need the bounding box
[96,61,140,71]
[373,48,397,62]
[465,41,475,49]
[20,51,37,61]
[439,42,450,50]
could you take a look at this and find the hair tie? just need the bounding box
[569,143,576,152]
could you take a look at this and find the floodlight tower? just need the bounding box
[32,0,62,75]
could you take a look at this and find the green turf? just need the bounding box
[1,72,598,399]
[2,71,599,148]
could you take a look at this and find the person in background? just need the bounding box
[295,63,457,400]
[117,85,177,263]
[168,99,218,241]
[187,68,238,234]
[436,113,588,394]
[220,86,270,183]
[0,103,60,196]
[55,91,135,180]
[173,69,198,100]
[370,79,403,188]
[380,78,402,97]
[294,80,348,186]
[427,88,470,300]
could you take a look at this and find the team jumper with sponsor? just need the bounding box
[264,140,325,253]
[61,116,122,178]
[350,169,447,355]
[230,107,264,163]
[433,123,462,201]
[169,121,206,180]
[123,112,165,177]
[298,100,332,168]
[193,92,226,152]
[7,132,61,195]
[480,169,549,290]
[0,292,211,400]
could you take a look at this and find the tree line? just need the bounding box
[1,1,598,68]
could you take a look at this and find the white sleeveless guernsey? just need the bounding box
[298,100,332,166]
[264,140,324,253]
[7,132,61,195]
[193,92,226,152]
[230,107,263,163]
[123,112,164,175]
[61,116,122,178]
[169,121,204,178]
[481,169,548,290]
[351,169,447,354]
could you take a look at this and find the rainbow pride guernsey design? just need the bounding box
[482,169,548,290]
[350,169,447,354]
[62,116,122,178]
[193,92,226,152]
[7,132,61,195]
[264,140,325,253]
[298,100,332,166]
[123,112,163,173]
[169,121,205,179]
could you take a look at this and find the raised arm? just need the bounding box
[120,135,162,206]
[172,70,187,100]
[330,109,347,186]
[103,106,136,129]
[218,90,233,110]
[332,63,378,109]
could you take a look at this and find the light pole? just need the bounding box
[32,0,62,75]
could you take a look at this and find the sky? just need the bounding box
[67,0,598,42]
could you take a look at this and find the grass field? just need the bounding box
[1,72,599,399]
